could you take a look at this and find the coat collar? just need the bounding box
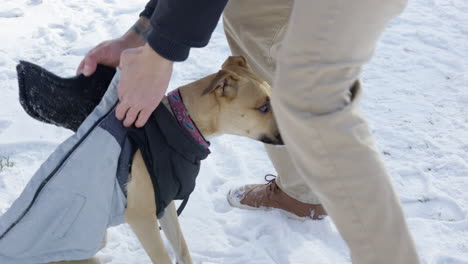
[167,89,210,149]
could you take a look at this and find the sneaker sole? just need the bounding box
[227,190,310,222]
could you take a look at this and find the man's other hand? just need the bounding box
[76,38,131,76]
[77,17,149,76]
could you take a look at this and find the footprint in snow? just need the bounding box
[0,120,12,135]
[212,199,232,214]
[48,23,78,42]
[0,8,24,18]
[28,0,43,6]
[93,7,109,17]
[433,255,468,264]
[402,196,465,222]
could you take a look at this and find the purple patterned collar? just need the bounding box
[167,89,210,149]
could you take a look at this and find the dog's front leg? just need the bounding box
[160,201,194,264]
[126,151,173,264]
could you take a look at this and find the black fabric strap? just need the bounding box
[177,196,190,216]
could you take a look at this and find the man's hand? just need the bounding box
[116,44,173,128]
[76,38,132,76]
[76,17,150,76]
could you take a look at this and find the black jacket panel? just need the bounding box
[127,104,210,218]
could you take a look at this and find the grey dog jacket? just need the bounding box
[0,71,210,264]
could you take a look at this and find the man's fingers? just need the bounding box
[115,101,130,121]
[76,46,98,76]
[115,100,152,128]
[82,55,98,77]
[135,108,152,128]
[123,107,140,127]
[76,60,85,75]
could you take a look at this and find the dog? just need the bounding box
[38,56,282,264]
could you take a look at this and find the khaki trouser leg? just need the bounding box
[224,0,320,204]
[271,0,420,263]
[225,0,420,262]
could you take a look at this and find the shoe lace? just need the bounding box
[264,174,280,193]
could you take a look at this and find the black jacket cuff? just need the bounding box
[146,30,190,62]
[139,7,154,18]
[140,0,158,18]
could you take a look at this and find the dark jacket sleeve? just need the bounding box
[140,0,158,19]
[140,0,228,62]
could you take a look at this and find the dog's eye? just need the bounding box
[257,102,270,114]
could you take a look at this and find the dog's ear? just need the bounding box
[222,56,249,69]
[202,69,240,99]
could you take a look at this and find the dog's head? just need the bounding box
[201,56,283,145]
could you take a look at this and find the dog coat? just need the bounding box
[0,71,210,264]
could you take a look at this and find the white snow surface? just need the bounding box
[0,0,467,263]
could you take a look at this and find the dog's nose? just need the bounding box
[259,135,275,144]
[275,133,284,145]
[259,133,284,145]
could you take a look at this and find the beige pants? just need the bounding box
[224,0,420,263]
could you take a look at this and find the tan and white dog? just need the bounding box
[47,56,282,264]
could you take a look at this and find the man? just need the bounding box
[77,0,420,263]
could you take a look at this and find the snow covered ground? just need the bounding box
[0,0,467,263]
